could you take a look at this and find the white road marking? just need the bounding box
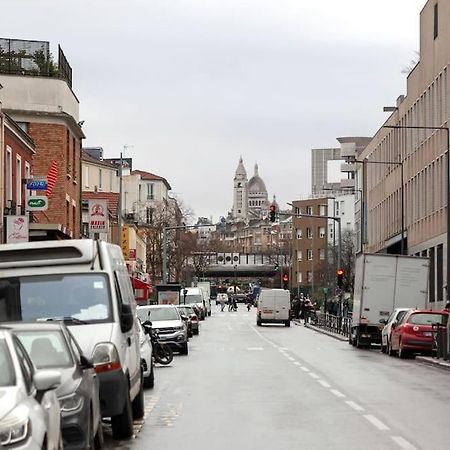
[247,347,264,351]
[364,414,389,431]
[287,356,295,361]
[391,436,417,450]
[300,367,310,372]
[345,400,364,412]
[293,361,302,366]
[317,379,331,388]
[330,389,345,398]
[308,372,319,379]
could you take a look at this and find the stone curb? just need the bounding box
[292,319,348,342]
[415,356,450,372]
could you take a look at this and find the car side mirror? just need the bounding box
[181,315,188,321]
[142,320,152,334]
[33,370,61,392]
[80,355,94,370]
[120,303,134,333]
[379,319,387,325]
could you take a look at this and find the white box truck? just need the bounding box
[350,253,429,348]
[256,289,291,327]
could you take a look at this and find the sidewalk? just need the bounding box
[292,319,348,342]
[293,318,450,371]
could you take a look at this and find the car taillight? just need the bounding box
[191,315,198,321]
[92,342,122,373]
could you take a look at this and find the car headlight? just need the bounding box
[174,326,184,331]
[59,393,84,413]
[0,405,30,445]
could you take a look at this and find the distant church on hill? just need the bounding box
[232,157,277,220]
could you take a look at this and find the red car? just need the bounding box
[389,309,448,358]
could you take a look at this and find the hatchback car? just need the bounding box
[8,323,103,450]
[0,328,62,450]
[137,305,189,355]
[380,308,410,354]
[389,309,449,358]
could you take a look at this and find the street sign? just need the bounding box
[26,196,48,211]
[26,179,48,190]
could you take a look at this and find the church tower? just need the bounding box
[247,162,269,218]
[232,157,248,219]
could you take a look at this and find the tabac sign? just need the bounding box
[88,199,108,234]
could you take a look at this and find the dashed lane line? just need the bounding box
[308,372,319,379]
[391,436,417,450]
[317,379,331,388]
[364,414,390,431]
[345,400,364,412]
[330,389,346,398]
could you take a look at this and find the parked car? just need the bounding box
[137,305,189,355]
[137,320,154,388]
[232,293,248,303]
[0,239,145,440]
[8,322,104,450]
[380,308,411,354]
[389,309,449,358]
[0,328,62,450]
[216,293,228,307]
[177,305,199,336]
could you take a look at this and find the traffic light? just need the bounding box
[336,268,344,289]
[269,204,276,222]
[274,263,279,272]
[282,274,289,290]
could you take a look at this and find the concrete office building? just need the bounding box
[360,0,450,306]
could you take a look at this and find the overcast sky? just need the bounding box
[3,0,426,222]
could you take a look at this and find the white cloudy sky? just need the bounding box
[2,0,426,221]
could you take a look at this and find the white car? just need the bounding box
[0,328,62,450]
[380,308,411,353]
[137,320,154,388]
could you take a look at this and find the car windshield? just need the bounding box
[185,294,202,303]
[0,338,16,387]
[138,307,180,322]
[0,274,111,323]
[409,313,448,325]
[15,330,73,369]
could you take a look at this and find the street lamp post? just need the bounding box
[383,124,450,301]
[356,158,405,255]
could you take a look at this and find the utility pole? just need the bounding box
[117,151,123,247]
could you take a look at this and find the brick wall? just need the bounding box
[28,122,81,238]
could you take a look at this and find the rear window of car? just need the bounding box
[409,313,447,325]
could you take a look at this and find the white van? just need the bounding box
[184,287,210,319]
[257,289,291,327]
[0,239,144,440]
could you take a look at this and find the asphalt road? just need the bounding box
[105,306,450,450]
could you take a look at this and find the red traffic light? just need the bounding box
[269,205,276,212]
[283,274,289,282]
[336,268,344,276]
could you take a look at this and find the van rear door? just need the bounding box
[274,292,289,321]
[260,292,275,321]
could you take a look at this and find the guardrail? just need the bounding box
[310,312,352,338]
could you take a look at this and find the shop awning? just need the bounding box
[130,277,153,301]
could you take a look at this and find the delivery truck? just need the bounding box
[350,253,429,348]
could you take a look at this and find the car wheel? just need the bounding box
[256,318,261,326]
[387,340,397,357]
[398,341,410,359]
[111,390,133,439]
[144,360,155,389]
[356,332,363,349]
[181,342,189,355]
[132,377,145,419]
[285,320,290,327]
[194,329,199,335]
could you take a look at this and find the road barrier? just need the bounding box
[311,312,352,338]
[432,323,449,361]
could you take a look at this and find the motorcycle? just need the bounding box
[142,321,174,365]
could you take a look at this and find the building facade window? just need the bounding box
[297,229,302,239]
[434,3,439,39]
[319,205,327,216]
[98,169,102,190]
[306,206,313,215]
[297,272,302,283]
[307,227,313,239]
[83,166,89,188]
[319,226,325,238]
[307,271,312,283]
[16,156,22,209]
[307,249,313,260]
[5,147,12,201]
[147,183,154,200]
[297,250,302,261]
[319,248,326,260]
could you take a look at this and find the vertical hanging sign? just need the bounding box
[88,199,108,234]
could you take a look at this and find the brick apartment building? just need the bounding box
[0,38,84,240]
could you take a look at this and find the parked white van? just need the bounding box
[0,239,144,440]
[184,287,210,319]
[257,289,291,327]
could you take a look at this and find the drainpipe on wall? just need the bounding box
[0,106,5,243]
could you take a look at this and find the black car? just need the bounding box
[7,322,103,450]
